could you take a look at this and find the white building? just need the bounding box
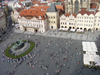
[18,9,48,33]
[94,6,100,31]
[8,1,17,11]
[13,2,24,9]
[76,8,95,32]
[60,13,76,31]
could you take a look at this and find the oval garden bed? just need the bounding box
[5,41,35,59]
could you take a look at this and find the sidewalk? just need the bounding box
[13,28,100,41]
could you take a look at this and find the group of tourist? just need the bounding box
[1,36,84,75]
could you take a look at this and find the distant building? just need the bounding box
[0,11,6,33]
[65,0,90,14]
[13,2,24,9]
[8,1,17,11]
[11,8,24,23]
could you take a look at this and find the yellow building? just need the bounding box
[46,3,59,29]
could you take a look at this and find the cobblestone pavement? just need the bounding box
[0,35,100,75]
[13,27,100,41]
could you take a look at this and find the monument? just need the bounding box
[10,39,30,55]
[12,39,24,51]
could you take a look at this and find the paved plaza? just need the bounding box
[0,27,100,75]
[0,34,100,75]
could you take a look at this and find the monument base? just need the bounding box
[10,43,30,55]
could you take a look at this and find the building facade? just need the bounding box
[60,13,76,30]
[0,12,6,33]
[60,7,100,32]
[11,8,24,23]
[46,3,59,29]
[94,6,100,31]
[76,8,95,32]
[18,9,48,33]
[65,0,91,14]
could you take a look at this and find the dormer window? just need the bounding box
[44,15,46,18]
[39,16,42,19]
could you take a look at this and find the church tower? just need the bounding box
[65,0,73,13]
[65,0,68,13]
[82,0,90,9]
[65,0,90,14]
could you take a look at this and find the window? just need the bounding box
[54,17,55,18]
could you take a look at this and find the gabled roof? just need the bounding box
[78,8,94,15]
[56,5,64,11]
[19,9,47,20]
[65,13,76,17]
[47,3,58,12]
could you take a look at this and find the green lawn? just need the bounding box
[5,41,35,59]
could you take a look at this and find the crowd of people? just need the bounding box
[1,37,84,75]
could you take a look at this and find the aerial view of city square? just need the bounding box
[0,0,100,75]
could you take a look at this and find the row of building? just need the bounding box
[11,2,100,33]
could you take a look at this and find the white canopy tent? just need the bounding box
[77,29,84,33]
[82,42,98,52]
[82,42,100,66]
[70,29,75,32]
[59,28,68,31]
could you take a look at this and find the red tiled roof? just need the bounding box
[32,1,41,4]
[65,13,76,17]
[91,0,99,2]
[32,1,47,6]
[18,3,23,6]
[48,0,65,2]
[56,5,64,11]
[78,8,94,15]
[19,0,26,2]
[16,8,24,12]
[19,9,47,20]
[31,6,50,12]
[90,3,97,9]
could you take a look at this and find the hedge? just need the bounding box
[5,41,35,59]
